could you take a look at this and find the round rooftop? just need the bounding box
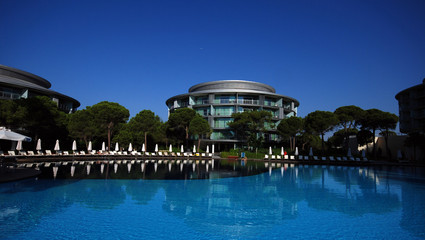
[0,64,51,88]
[189,80,276,93]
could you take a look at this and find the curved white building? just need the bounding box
[0,64,80,112]
[166,80,300,148]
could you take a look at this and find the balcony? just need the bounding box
[237,99,259,105]
[194,100,209,105]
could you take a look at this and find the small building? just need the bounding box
[166,80,300,150]
[0,64,80,113]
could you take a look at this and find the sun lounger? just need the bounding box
[158,152,163,156]
[313,156,319,160]
[264,154,269,159]
[322,157,327,161]
[290,155,295,160]
[304,156,309,160]
[284,155,288,159]
[336,157,341,161]
[342,157,347,161]
[277,155,281,159]
[45,150,52,155]
[63,151,69,155]
[329,156,335,161]
[272,155,276,159]
[363,157,368,161]
[18,151,27,156]
[80,151,86,155]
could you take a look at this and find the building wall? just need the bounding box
[0,65,80,113]
[166,80,300,147]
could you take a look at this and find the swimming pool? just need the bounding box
[1,163,425,239]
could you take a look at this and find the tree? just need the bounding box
[0,100,26,129]
[334,105,364,150]
[228,110,273,149]
[357,129,373,153]
[328,128,358,149]
[167,108,197,149]
[305,111,339,155]
[358,109,398,159]
[189,115,212,152]
[21,96,68,149]
[89,101,129,151]
[276,116,304,151]
[126,110,162,151]
[67,109,95,148]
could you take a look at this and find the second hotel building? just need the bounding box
[166,80,300,150]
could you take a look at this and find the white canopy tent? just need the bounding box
[0,127,31,142]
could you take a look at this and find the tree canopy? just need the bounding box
[277,116,303,151]
[189,115,212,152]
[89,101,129,151]
[228,110,273,148]
[305,110,339,155]
[167,108,197,148]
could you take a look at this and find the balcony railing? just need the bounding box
[195,100,209,105]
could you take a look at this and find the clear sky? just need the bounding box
[1,0,424,131]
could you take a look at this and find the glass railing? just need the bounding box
[237,99,259,105]
[195,100,209,105]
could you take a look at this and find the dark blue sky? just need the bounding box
[1,0,424,131]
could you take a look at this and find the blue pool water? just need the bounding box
[1,164,425,239]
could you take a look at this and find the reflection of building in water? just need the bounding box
[162,170,299,238]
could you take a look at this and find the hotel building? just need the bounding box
[395,79,425,134]
[166,80,300,149]
[0,64,80,113]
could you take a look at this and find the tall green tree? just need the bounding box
[127,110,162,151]
[67,109,95,148]
[334,105,364,150]
[228,110,273,149]
[358,109,398,159]
[167,108,197,149]
[89,101,129,151]
[22,96,68,148]
[305,111,339,155]
[0,100,26,129]
[276,116,304,151]
[189,115,212,152]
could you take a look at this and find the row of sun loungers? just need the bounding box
[264,154,368,162]
[1,150,214,157]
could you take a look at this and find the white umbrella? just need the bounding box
[269,146,272,155]
[54,140,60,151]
[309,147,313,156]
[181,145,184,153]
[206,145,209,153]
[193,145,196,153]
[72,140,77,151]
[87,141,92,151]
[347,147,352,157]
[295,147,298,156]
[128,143,133,152]
[101,142,106,151]
[281,147,284,156]
[155,144,158,152]
[16,141,23,151]
[36,139,42,151]
[212,144,215,154]
[142,143,145,152]
[169,144,172,152]
[115,142,119,152]
[0,127,31,141]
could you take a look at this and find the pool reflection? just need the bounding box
[1,164,425,239]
